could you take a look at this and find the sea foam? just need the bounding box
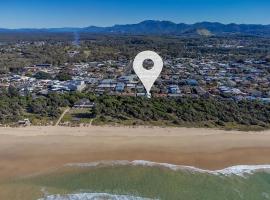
[38,193,157,200]
[65,160,270,176]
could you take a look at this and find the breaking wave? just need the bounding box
[38,193,157,200]
[65,160,270,176]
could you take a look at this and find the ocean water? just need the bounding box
[6,160,270,200]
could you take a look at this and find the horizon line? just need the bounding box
[1,20,270,30]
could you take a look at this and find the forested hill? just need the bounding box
[1,20,270,36]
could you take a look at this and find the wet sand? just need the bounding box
[1,126,270,180]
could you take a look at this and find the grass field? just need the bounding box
[61,108,94,124]
[1,165,270,200]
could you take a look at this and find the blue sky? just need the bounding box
[0,0,269,28]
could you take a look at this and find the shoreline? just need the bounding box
[1,126,270,179]
[65,160,270,176]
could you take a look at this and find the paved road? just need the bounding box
[55,108,70,126]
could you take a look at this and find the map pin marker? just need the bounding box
[133,51,163,98]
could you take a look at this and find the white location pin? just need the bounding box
[133,51,163,98]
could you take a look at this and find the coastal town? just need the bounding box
[1,44,270,102]
[0,35,270,128]
[2,1,270,200]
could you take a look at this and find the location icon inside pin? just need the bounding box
[133,51,163,98]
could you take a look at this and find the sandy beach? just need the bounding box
[1,126,270,180]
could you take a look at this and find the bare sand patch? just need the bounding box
[1,126,270,180]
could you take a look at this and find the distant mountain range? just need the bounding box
[1,20,270,36]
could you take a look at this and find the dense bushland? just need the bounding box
[1,89,270,130]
